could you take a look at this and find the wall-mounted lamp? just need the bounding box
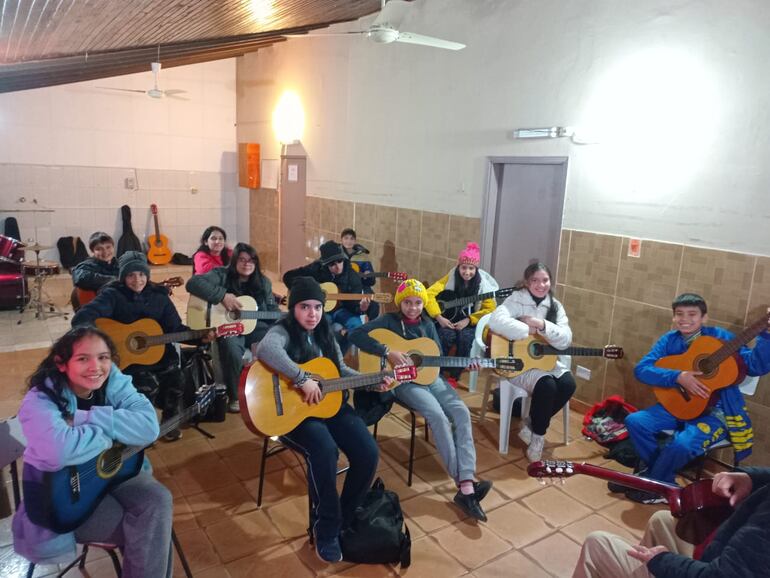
[511,126,573,139]
[272,90,305,145]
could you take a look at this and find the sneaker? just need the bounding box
[453,491,487,522]
[228,400,240,413]
[518,418,533,445]
[625,488,667,505]
[526,434,545,462]
[163,428,183,442]
[313,531,343,563]
[473,480,493,502]
[446,376,459,389]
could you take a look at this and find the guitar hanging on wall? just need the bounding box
[147,204,173,265]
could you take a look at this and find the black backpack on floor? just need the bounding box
[340,477,411,567]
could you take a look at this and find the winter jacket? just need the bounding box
[71,258,119,291]
[349,312,442,357]
[283,260,364,314]
[12,364,158,565]
[192,248,232,275]
[424,267,499,325]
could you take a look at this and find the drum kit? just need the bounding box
[0,205,67,322]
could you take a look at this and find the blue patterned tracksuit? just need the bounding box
[628,326,770,484]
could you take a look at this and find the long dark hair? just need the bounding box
[27,326,119,417]
[279,304,340,372]
[227,243,266,295]
[453,265,481,298]
[517,262,559,323]
[196,226,231,266]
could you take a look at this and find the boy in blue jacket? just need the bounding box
[622,293,770,503]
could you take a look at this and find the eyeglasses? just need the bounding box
[237,257,255,265]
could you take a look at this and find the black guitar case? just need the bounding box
[117,205,143,258]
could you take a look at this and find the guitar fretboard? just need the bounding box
[442,287,515,309]
[706,313,770,369]
[539,346,605,357]
[142,328,212,347]
[235,310,283,320]
[319,370,393,393]
[418,356,506,368]
[120,402,205,460]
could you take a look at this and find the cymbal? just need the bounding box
[24,243,53,252]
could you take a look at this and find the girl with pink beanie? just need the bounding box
[424,242,500,387]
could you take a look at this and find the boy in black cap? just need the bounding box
[72,251,207,441]
[283,240,370,352]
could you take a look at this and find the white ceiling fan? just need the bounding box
[96,62,187,99]
[288,0,465,51]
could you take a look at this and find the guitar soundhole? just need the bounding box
[409,352,424,367]
[96,448,123,479]
[228,310,240,321]
[129,334,147,352]
[529,342,543,359]
[696,356,715,378]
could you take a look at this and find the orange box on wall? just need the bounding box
[238,143,260,189]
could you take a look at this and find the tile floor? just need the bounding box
[0,266,668,577]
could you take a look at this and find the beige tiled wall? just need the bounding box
[249,188,279,273]
[303,196,480,311]
[558,229,770,465]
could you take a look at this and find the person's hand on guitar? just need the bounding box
[201,329,217,344]
[713,471,753,507]
[628,544,668,564]
[221,293,243,312]
[378,375,397,392]
[466,358,482,372]
[436,315,454,330]
[518,315,545,335]
[454,317,470,331]
[299,379,323,405]
[387,350,413,367]
[676,370,710,399]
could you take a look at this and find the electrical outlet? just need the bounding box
[124,177,136,190]
[576,365,592,380]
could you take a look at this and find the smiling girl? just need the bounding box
[193,226,232,274]
[12,327,172,577]
[488,262,575,461]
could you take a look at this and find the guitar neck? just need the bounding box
[571,462,680,500]
[153,214,161,242]
[144,328,210,347]
[540,345,606,357]
[444,287,512,309]
[361,271,388,279]
[319,370,391,393]
[121,403,203,460]
[237,310,283,320]
[708,314,769,367]
[418,356,502,369]
[327,293,368,300]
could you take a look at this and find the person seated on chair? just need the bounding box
[572,468,770,578]
[283,240,369,353]
[340,228,380,320]
[192,225,232,275]
[71,232,119,304]
[12,326,173,577]
[186,242,280,413]
[425,242,499,388]
[619,293,770,504]
[487,262,575,462]
[72,251,211,441]
[255,277,390,563]
[349,278,493,522]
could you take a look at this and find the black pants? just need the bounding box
[526,373,576,436]
[126,363,185,422]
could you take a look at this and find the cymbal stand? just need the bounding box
[18,249,68,324]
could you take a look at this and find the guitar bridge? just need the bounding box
[272,373,284,416]
[68,466,81,504]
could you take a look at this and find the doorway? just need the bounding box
[481,157,568,287]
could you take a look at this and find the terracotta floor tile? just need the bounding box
[242,465,308,508]
[221,446,290,481]
[409,453,453,486]
[66,556,124,578]
[206,427,262,458]
[471,549,552,578]
[173,495,200,534]
[561,513,637,545]
[546,438,605,462]
[474,442,513,473]
[523,532,582,576]
[155,438,217,469]
[190,565,232,578]
[554,472,619,510]
[185,482,258,528]
[225,542,315,578]
[173,457,241,496]
[265,494,311,539]
[334,562,399,577]
[597,499,667,539]
[483,501,553,549]
[379,434,435,465]
[394,536,467,578]
[287,537,356,576]
[204,509,284,563]
[432,519,512,570]
[400,490,464,533]
[174,527,222,574]
[434,481,508,515]
[375,463,433,501]
[482,462,544,501]
[372,415,410,438]
[521,486,592,527]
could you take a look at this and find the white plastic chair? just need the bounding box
[498,377,570,454]
[468,313,492,393]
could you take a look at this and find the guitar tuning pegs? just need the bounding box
[545,466,553,474]
[566,467,573,475]
[555,467,564,474]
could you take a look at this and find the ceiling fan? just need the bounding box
[96,62,187,99]
[287,0,465,51]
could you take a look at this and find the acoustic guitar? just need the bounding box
[186,294,284,335]
[358,328,523,385]
[23,385,216,533]
[71,276,183,312]
[95,317,243,368]
[319,281,392,313]
[146,204,173,265]
[239,357,417,437]
[528,460,732,545]
[653,311,770,420]
[435,287,516,322]
[489,334,624,378]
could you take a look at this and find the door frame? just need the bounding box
[480,156,569,277]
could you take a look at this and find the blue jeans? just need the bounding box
[281,402,378,541]
[625,403,728,484]
[329,309,364,353]
[394,378,476,483]
[436,325,476,378]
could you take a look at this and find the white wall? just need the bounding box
[237,0,770,255]
[0,59,246,260]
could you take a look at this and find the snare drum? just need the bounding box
[23,261,61,277]
[0,234,22,261]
